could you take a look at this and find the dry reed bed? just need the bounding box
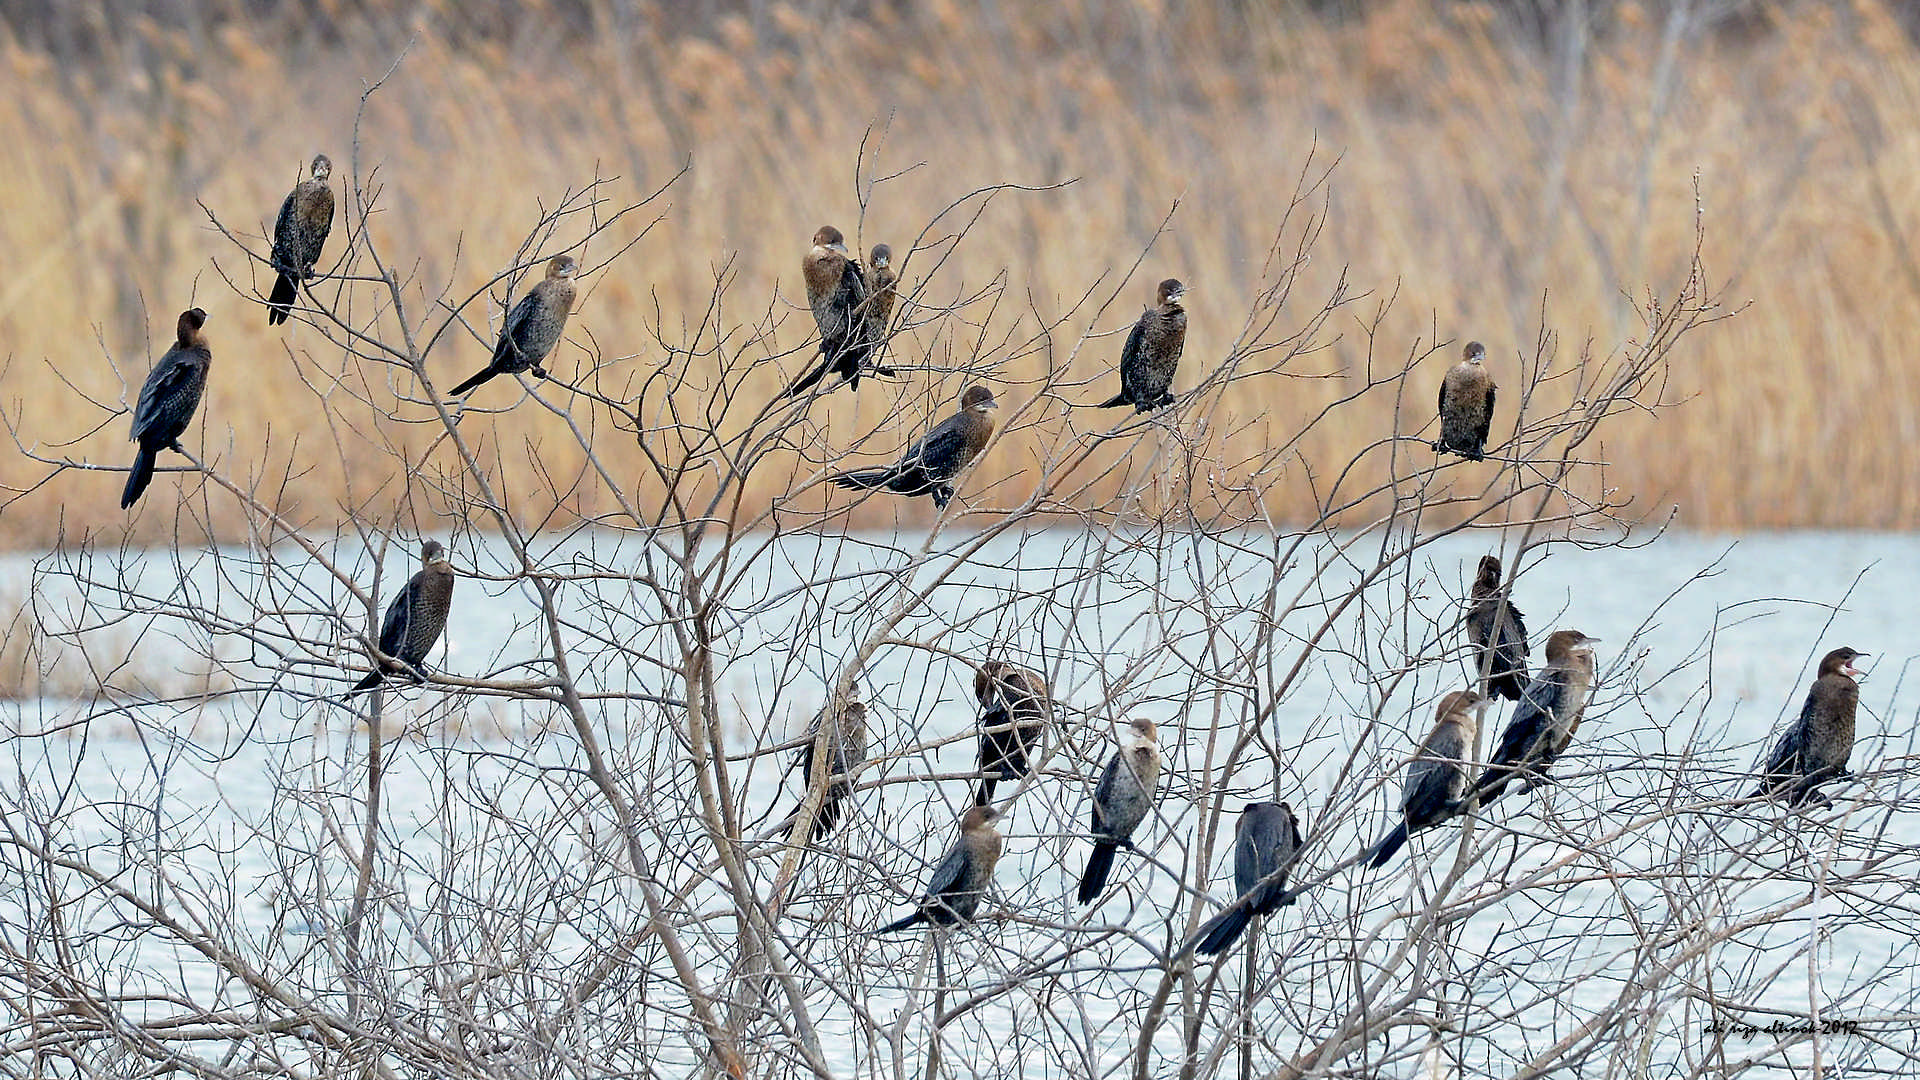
[0,0,1914,547]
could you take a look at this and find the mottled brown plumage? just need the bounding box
[1475,630,1600,806]
[1754,647,1867,807]
[1436,341,1496,460]
[349,540,456,694]
[267,154,336,326]
[1466,555,1530,701]
[1364,690,1483,869]
[829,385,998,509]
[789,698,869,840]
[973,661,1050,804]
[1096,278,1187,412]
[122,308,212,509]
[876,805,1004,933]
[449,255,579,396]
[788,226,893,395]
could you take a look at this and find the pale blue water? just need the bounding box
[1,529,1913,1076]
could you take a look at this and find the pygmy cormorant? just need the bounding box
[1753,646,1867,807]
[266,154,335,326]
[787,226,894,396]
[1363,691,1483,869]
[973,661,1050,804]
[449,255,579,396]
[1466,555,1530,702]
[876,804,1004,933]
[349,540,456,694]
[863,243,897,352]
[1473,630,1600,806]
[829,385,998,509]
[1077,718,1163,904]
[1436,341,1496,460]
[1191,800,1303,956]
[1096,278,1188,412]
[789,697,869,840]
[122,307,212,510]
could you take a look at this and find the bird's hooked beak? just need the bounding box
[830,242,850,256]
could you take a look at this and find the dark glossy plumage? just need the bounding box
[1364,691,1482,869]
[974,661,1050,804]
[349,540,456,694]
[122,308,212,509]
[1474,630,1599,806]
[829,385,998,509]
[449,255,579,396]
[1466,555,1530,701]
[1436,341,1496,460]
[788,226,894,396]
[1192,801,1303,956]
[1753,647,1867,807]
[789,698,869,840]
[267,154,335,326]
[876,805,1004,933]
[1096,278,1188,412]
[1077,718,1163,904]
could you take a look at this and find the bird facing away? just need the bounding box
[973,661,1051,804]
[829,385,999,510]
[1077,718,1164,904]
[876,805,1004,933]
[863,243,898,351]
[1191,801,1304,956]
[349,540,457,694]
[1473,630,1600,807]
[1466,555,1530,702]
[266,153,335,326]
[1363,691,1483,870]
[788,697,869,840]
[1436,341,1496,460]
[449,255,579,396]
[1752,647,1867,807]
[1096,278,1188,412]
[122,308,212,510]
[787,226,894,396]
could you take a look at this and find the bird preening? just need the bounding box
[1095,278,1188,412]
[348,540,457,695]
[829,385,999,510]
[266,154,335,327]
[122,308,213,510]
[876,804,1004,934]
[1436,340,1496,460]
[1077,718,1163,904]
[449,255,580,396]
[1752,646,1867,807]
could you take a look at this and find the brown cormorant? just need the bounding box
[122,308,212,509]
[1473,630,1600,806]
[829,385,998,509]
[449,255,579,396]
[1191,800,1303,956]
[1753,646,1867,807]
[1363,691,1482,869]
[266,154,335,326]
[1436,341,1496,460]
[349,540,456,694]
[1466,555,1530,701]
[787,226,894,396]
[973,661,1050,804]
[876,805,1004,933]
[1077,718,1163,904]
[863,243,897,349]
[1095,278,1187,412]
[788,697,869,840]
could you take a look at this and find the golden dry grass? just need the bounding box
[1,0,1916,546]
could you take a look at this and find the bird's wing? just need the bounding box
[271,191,299,263]
[133,353,198,430]
[376,579,415,657]
[1437,375,1449,415]
[921,841,970,900]
[901,415,968,479]
[1503,600,1529,655]
[1492,685,1557,766]
[1119,317,1148,397]
[1477,384,1496,447]
[1090,753,1122,831]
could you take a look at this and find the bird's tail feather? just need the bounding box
[267,273,298,325]
[121,447,157,509]
[787,357,832,397]
[831,469,892,492]
[1077,841,1118,904]
[1094,391,1128,409]
[974,778,998,805]
[448,367,497,396]
[347,669,383,695]
[1193,904,1253,956]
[1488,669,1528,702]
[1365,823,1410,870]
[875,911,923,934]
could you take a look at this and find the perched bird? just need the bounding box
[1435,341,1496,460]
[1077,718,1164,904]
[863,243,898,348]
[788,226,894,396]
[1752,647,1868,807]
[1466,555,1530,702]
[876,805,1004,933]
[1473,630,1600,806]
[973,661,1051,804]
[787,697,869,840]
[348,540,457,694]
[1363,691,1483,870]
[266,153,336,326]
[449,255,579,396]
[829,385,998,510]
[1095,278,1188,412]
[122,308,212,509]
[1191,801,1304,956]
